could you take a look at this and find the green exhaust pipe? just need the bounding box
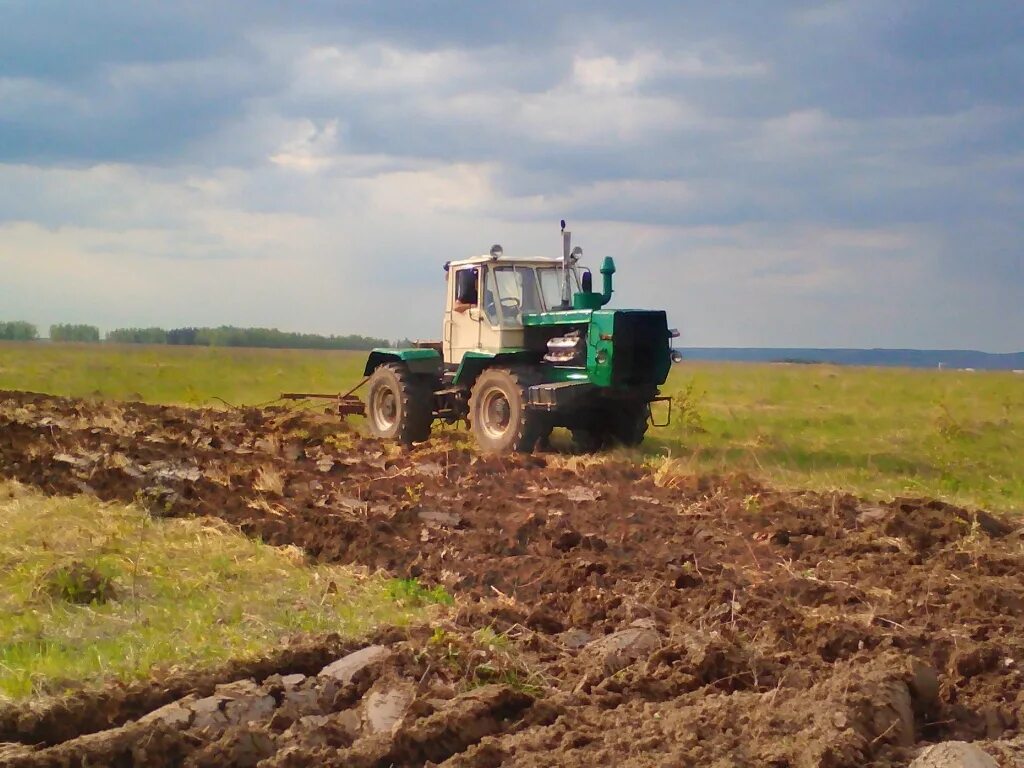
[599,256,616,307]
[572,255,617,310]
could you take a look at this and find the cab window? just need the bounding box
[491,266,542,327]
[537,267,581,311]
[454,267,478,306]
[482,268,500,325]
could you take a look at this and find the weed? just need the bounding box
[424,624,546,696]
[429,626,450,646]
[385,578,455,607]
[324,432,356,452]
[673,378,707,434]
[472,626,511,651]
[41,561,119,605]
[404,483,425,503]
[742,494,761,513]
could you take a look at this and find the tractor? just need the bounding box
[355,223,679,453]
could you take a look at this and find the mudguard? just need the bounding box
[452,349,536,387]
[362,348,442,377]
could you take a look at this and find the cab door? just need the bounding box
[443,266,482,365]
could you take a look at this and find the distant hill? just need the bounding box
[681,348,1024,371]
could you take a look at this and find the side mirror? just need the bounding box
[581,270,593,292]
[455,269,478,304]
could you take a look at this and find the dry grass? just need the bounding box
[644,454,698,489]
[253,465,286,495]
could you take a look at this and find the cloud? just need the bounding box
[573,49,767,93]
[293,45,475,94]
[0,0,1021,351]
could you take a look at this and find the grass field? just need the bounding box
[0,481,444,701]
[1,341,1021,512]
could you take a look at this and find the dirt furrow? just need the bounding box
[2,391,1022,766]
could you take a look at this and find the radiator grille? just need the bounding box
[612,311,669,387]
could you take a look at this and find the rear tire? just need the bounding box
[609,402,649,447]
[469,368,541,454]
[570,401,649,452]
[570,425,607,453]
[366,363,433,444]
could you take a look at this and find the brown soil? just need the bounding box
[1,390,1022,767]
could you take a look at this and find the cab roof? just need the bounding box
[447,254,565,269]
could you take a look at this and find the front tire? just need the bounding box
[468,368,540,454]
[366,363,433,444]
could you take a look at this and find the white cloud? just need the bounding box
[0,159,505,337]
[270,119,341,172]
[572,55,649,91]
[573,49,768,92]
[292,44,475,95]
[430,84,698,145]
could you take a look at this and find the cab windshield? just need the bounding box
[484,265,582,327]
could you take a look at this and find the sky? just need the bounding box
[0,1,1021,351]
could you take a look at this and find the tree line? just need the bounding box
[0,321,39,341]
[1,321,394,350]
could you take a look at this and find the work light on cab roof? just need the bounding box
[286,221,681,454]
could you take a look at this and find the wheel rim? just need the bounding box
[479,387,512,440]
[371,385,398,431]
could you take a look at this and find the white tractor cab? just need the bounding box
[443,247,584,364]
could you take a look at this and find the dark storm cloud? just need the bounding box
[3,1,1020,173]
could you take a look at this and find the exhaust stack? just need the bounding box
[561,220,617,311]
[561,224,573,309]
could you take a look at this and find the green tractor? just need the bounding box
[361,223,679,453]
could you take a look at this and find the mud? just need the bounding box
[1,390,1023,767]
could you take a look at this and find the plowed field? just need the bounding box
[1,390,1022,767]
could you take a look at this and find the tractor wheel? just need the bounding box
[468,368,541,454]
[569,407,608,453]
[609,402,650,447]
[366,363,433,444]
[570,425,607,453]
[570,402,649,452]
[534,421,554,452]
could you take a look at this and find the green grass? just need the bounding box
[1,342,1021,512]
[654,362,1023,513]
[0,341,368,406]
[0,482,439,701]
[385,578,456,607]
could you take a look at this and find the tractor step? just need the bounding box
[527,381,594,410]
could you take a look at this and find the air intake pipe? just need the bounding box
[599,256,615,307]
[572,255,617,310]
